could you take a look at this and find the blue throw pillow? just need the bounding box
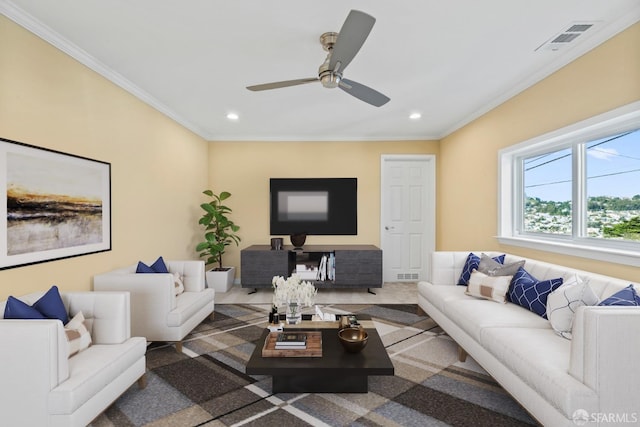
[136,261,156,273]
[33,285,69,324]
[136,256,169,273]
[3,296,48,320]
[457,252,506,285]
[507,267,563,318]
[150,256,169,273]
[598,285,640,306]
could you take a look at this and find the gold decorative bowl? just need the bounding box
[338,327,368,353]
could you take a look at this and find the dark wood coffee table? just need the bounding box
[246,318,394,393]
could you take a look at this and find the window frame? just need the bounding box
[498,101,640,267]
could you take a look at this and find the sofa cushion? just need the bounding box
[597,284,640,306]
[508,267,563,318]
[546,275,599,339]
[465,270,512,303]
[167,290,214,327]
[65,311,92,358]
[418,282,474,313]
[443,299,551,342]
[457,252,505,285]
[481,327,598,418]
[48,337,146,414]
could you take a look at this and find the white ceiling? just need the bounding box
[2,0,639,141]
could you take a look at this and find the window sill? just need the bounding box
[496,236,640,267]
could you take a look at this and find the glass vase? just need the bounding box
[286,301,302,325]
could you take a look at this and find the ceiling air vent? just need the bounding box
[535,22,597,52]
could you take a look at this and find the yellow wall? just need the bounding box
[438,22,640,281]
[2,15,637,297]
[208,140,439,274]
[0,17,209,300]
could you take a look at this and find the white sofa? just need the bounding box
[0,291,146,427]
[418,251,640,427]
[93,260,214,351]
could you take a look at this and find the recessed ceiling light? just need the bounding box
[409,112,421,120]
[226,113,239,120]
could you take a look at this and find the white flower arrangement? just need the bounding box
[272,274,317,308]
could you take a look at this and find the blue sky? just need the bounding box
[524,129,640,202]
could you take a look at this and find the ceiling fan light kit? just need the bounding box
[246,10,390,107]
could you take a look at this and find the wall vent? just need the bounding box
[535,22,598,52]
[396,273,419,281]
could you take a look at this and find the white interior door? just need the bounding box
[380,155,435,282]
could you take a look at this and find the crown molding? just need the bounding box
[1,0,210,140]
[441,9,640,139]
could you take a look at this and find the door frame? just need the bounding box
[380,154,436,282]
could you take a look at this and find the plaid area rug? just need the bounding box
[92,304,538,427]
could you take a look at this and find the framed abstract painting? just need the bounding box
[0,137,111,269]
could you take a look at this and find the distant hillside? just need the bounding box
[526,195,640,214]
[525,195,640,240]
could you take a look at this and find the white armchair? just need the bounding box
[0,291,146,427]
[93,260,215,351]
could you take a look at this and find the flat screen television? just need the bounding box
[270,178,357,235]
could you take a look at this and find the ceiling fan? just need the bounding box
[246,10,390,107]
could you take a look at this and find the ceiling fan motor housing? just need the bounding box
[318,63,341,88]
[319,32,341,88]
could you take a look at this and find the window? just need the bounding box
[586,133,640,241]
[499,102,640,266]
[523,147,573,235]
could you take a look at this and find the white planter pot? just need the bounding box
[205,266,235,292]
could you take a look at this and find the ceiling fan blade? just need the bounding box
[246,77,318,91]
[329,10,375,72]
[339,78,390,107]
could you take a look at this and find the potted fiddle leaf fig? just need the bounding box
[196,189,241,292]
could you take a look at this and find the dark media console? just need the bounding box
[240,244,382,291]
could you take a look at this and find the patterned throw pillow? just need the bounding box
[173,272,185,296]
[598,285,640,306]
[457,252,506,285]
[508,267,563,318]
[136,256,169,274]
[546,274,599,339]
[65,311,92,358]
[465,270,512,303]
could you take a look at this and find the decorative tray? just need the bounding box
[261,331,322,358]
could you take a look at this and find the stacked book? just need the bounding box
[316,253,335,281]
[295,264,318,281]
[274,332,307,350]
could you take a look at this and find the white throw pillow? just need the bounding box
[173,272,185,296]
[546,274,599,339]
[65,311,92,357]
[465,269,512,303]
